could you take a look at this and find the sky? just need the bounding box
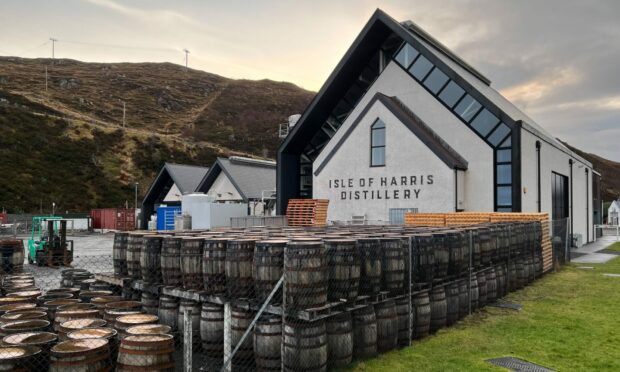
[0,0,619,161]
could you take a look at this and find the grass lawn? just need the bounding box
[345,257,620,371]
[605,242,620,252]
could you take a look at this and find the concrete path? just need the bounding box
[572,235,619,264]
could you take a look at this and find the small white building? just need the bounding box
[197,157,276,216]
[609,200,620,225]
[277,9,601,244]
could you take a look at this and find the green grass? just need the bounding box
[346,257,620,371]
[605,242,620,252]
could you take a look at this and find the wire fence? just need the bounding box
[0,221,548,371]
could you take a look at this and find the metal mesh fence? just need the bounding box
[0,221,547,371]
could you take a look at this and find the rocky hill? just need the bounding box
[0,57,314,213]
[563,142,620,202]
[0,57,617,213]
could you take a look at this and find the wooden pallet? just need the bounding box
[286,199,329,227]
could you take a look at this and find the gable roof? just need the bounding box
[610,200,620,211]
[198,157,276,200]
[143,163,209,205]
[278,8,591,167]
[314,93,468,175]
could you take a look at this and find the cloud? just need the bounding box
[83,0,199,27]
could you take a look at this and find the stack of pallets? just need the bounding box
[286,199,329,227]
[404,213,446,226]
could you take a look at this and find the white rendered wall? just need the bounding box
[313,61,494,221]
[520,128,594,242]
[313,99,456,222]
[207,172,242,201]
[163,183,182,202]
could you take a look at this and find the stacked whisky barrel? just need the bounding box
[106,220,544,371]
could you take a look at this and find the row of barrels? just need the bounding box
[0,274,179,371]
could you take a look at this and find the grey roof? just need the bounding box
[401,20,592,168]
[164,163,210,194]
[198,157,276,201]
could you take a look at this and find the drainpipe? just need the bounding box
[586,168,589,243]
[536,141,541,213]
[569,159,574,246]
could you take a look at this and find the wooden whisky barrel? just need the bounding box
[113,232,129,276]
[457,279,469,319]
[180,237,203,290]
[445,282,460,326]
[429,286,447,333]
[226,239,255,298]
[117,334,174,372]
[412,290,431,339]
[283,319,327,372]
[326,312,352,368]
[477,271,487,308]
[231,307,255,369]
[357,238,382,296]
[285,240,327,310]
[374,300,398,352]
[126,234,144,279]
[140,236,163,284]
[50,338,111,372]
[200,303,224,358]
[381,238,405,293]
[253,315,281,371]
[161,237,182,286]
[253,240,286,302]
[203,238,228,295]
[395,296,411,346]
[352,306,377,359]
[157,295,178,331]
[486,268,498,304]
[325,239,359,302]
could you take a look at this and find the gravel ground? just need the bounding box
[10,232,115,291]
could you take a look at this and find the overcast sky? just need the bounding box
[0,0,618,161]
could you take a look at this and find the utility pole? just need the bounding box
[183,49,190,71]
[134,182,139,210]
[45,66,48,93]
[50,38,57,62]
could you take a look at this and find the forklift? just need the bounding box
[27,216,74,267]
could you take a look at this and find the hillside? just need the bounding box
[563,142,620,202]
[0,57,314,213]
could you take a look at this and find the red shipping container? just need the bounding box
[90,209,136,231]
[0,213,7,224]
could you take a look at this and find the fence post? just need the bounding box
[407,236,412,346]
[468,230,472,315]
[281,245,288,372]
[183,309,192,372]
[223,302,232,372]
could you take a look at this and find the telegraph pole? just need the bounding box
[50,38,57,62]
[45,66,48,93]
[183,49,190,71]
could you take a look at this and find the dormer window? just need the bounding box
[370,119,386,167]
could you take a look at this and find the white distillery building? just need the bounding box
[277,9,601,244]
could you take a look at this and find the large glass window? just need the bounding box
[395,44,419,69]
[409,55,433,81]
[497,164,512,184]
[497,186,512,206]
[470,109,500,137]
[487,123,510,146]
[454,94,482,122]
[497,149,512,162]
[424,68,449,94]
[438,81,465,108]
[371,119,386,166]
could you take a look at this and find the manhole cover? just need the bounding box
[487,357,554,371]
[488,302,522,311]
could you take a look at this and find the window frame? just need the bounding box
[370,118,386,167]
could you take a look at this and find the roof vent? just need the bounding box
[228,156,276,167]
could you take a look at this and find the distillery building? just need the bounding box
[277,9,600,244]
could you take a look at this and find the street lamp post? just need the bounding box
[52,202,56,216]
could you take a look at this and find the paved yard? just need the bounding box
[14,232,114,291]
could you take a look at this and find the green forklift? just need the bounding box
[27,216,74,267]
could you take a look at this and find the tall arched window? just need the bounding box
[371,119,386,166]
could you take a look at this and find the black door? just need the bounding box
[551,172,569,220]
